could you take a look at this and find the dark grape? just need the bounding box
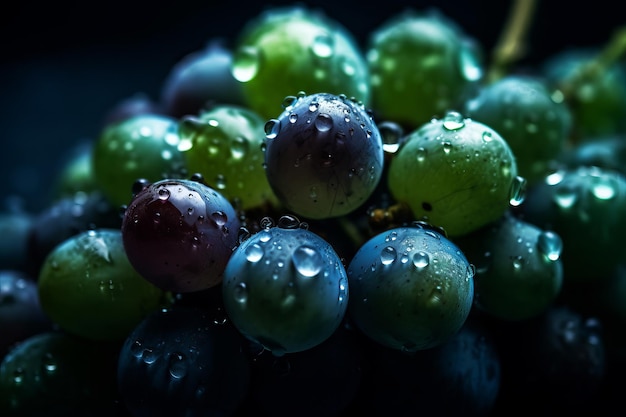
[222,215,349,355]
[346,223,474,352]
[117,306,251,417]
[263,92,384,220]
[121,178,241,292]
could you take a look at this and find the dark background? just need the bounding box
[1,0,622,213]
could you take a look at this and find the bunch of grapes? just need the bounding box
[2,2,626,416]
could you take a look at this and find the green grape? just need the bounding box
[231,4,370,121]
[518,166,626,283]
[37,228,166,341]
[92,114,188,207]
[454,213,564,321]
[367,8,483,131]
[178,104,279,211]
[388,111,522,238]
[465,75,572,185]
[53,141,100,199]
[543,48,626,140]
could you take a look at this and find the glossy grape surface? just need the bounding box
[122,178,241,292]
[178,104,278,211]
[367,9,483,130]
[264,92,384,219]
[465,75,572,185]
[222,215,349,355]
[117,306,251,417]
[37,228,165,341]
[92,114,188,207]
[231,5,371,120]
[347,224,474,351]
[455,213,564,321]
[388,111,521,237]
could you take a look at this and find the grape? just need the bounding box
[388,110,523,237]
[244,325,364,417]
[178,104,279,211]
[515,166,626,283]
[92,113,188,207]
[221,215,349,355]
[558,135,626,175]
[121,178,241,293]
[160,39,245,118]
[25,190,122,276]
[0,331,121,416]
[366,8,483,131]
[454,213,564,321]
[0,270,52,358]
[231,5,370,120]
[263,92,384,219]
[464,74,572,185]
[542,48,626,140]
[356,316,500,417]
[37,228,166,341]
[117,305,250,417]
[346,223,474,352]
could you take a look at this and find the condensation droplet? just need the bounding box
[314,113,333,132]
[412,251,430,269]
[292,245,323,277]
[537,231,563,261]
[157,187,170,200]
[234,282,248,303]
[232,46,260,82]
[509,176,527,206]
[442,111,465,130]
[311,34,334,58]
[168,352,188,379]
[245,243,264,263]
[264,119,281,139]
[380,246,397,265]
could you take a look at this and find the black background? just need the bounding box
[1,0,622,212]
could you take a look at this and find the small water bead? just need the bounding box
[442,111,465,130]
[292,245,323,277]
[546,170,565,185]
[289,113,298,124]
[13,368,25,385]
[442,141,453,154]
[314,113,334,132]
[232,45,260,82]
[141,348,158,364]
[157,187,171,200]
[537,230,563,261]
[590,175,618,200]
[412,251,430,269]
[277,214,302,229]
[264,119,281,139]
[311,34,334,58]
[233,282,248,303]
[167,352,188,379]
[553,185,579,209]
[416,147,427,162]
[42,352,57,373]
[245,243,264,263]
[130,340,144,358]
[509,176,527,207]
[380,246,397,265]
[482,131,493,142]
[511,255,524,270]
[308,101,320,112]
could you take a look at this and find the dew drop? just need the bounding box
[289,113,298,124]
[482,131,493,142]
[416,147,427,162]
[245,243,264,263]
[537,231,563,261]
[442,111,465,130]
[554,185,578,208]
[511,255,524,270]
[442,141,452,154]
[509,176,527,206]
[168,352,188,379]
[292,245,323,277]
[546,170,565,185]
[311,34,334,58]
[264,119,281,139]
[314,113,334,132]
[232,46,260,82]
[42,352,57,373]
[157,187,170,200]
[141,348,157,364]
[380,246,397,265]
[591,176,617,200]
[234,282,248,303]
[412,251,430,269]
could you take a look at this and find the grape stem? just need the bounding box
[486,0,537,83]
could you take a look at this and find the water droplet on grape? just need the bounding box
[234,282,248,303]
[264,119,281,139]
[232,45,260,82]
[380,246,397,265]
[168,352,188,379]
[554,185,578,208]
[245,243,264,263]
[412,251,430,269]
[442,111,465,130]
[311,34,334,58]
[157,187,170,200]
[314,113,333,132]
[509,176,527,206]
[537,230,562,261]
[292,245,323,277]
